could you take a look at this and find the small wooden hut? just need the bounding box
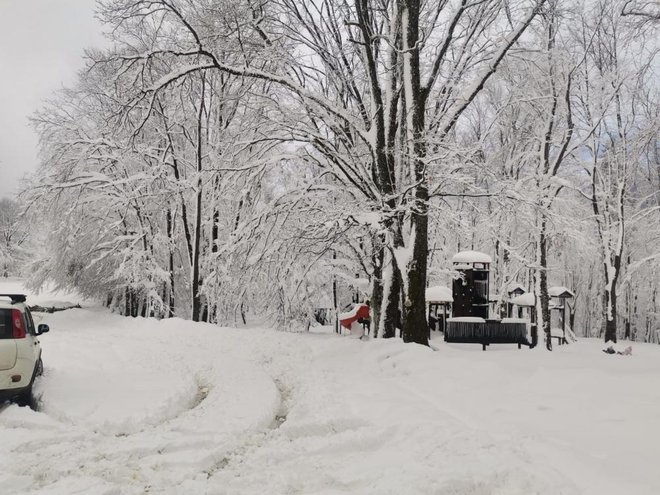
[451,251,491,319]
[510,287,577,345]
[445,251,529,350]
[425,286,452,333]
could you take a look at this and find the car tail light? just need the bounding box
[12,309,26,339]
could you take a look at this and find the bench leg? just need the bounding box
[482,343,487,351]
[518,343,521,349]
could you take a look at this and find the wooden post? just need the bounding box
[530,306,538,348]
[562,300,567,344]
[333,250,339,334]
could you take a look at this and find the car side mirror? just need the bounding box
[37,324,50,335]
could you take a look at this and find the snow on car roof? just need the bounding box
[0,293,27,303]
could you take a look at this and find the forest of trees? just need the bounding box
[7,0,658,345]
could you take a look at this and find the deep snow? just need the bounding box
[1,281,659,495]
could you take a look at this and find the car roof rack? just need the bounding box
[0,294,27,304]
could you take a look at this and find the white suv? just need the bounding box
[0,294,49,407]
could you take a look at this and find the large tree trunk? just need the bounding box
[603,252,621,343]
[536,214,552,350]
[353,0,404,339]
[604,286,618,343]
[399,0,428,345]
[166,207,175,318]
[204,176,221,323]
[191,76,206,322]
[404,210,429,345]
[370,234,384,338]
[381,249,403,338]
[333,250,339,334]
[190,191,202,321]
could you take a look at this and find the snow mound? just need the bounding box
[2,306,660,495]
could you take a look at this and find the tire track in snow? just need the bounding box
[0,312,291,494]
[200,337,308,482]
[201,338,411,494]
[201,336,581,495]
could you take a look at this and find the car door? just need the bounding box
[23,308,40,363]
[0,308,18,370]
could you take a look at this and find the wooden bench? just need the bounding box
[445,318,531,351]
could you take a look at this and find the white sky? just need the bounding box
[0,0,105,199]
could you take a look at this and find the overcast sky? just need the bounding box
[0,0,105,199]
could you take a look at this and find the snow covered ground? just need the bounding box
[1,281,659,495]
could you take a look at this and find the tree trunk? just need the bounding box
[604,287,618,343]
[240,302,247,326]
[536,214,552,351]
[333,250,339,334]
[370,234,384,338]
[353,0,404,339]
[166,207,175,318]
[404,208,429,345]
[399,0,428,345]
[603,251,621,343]
[191,75,206,321]
[381,250,402,338]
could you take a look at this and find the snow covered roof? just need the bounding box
[451,250,492,264]
[510,292,535,307]
[508,283,526,294]
[425,286,453,303]
[510,291,572,307]
[548,286,575,298]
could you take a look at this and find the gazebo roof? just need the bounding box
[549,286,575,298]
[510,288,574,307]
[425,286,453,303]
[451,250,492,264]
[510,292,535,307]
[508,283,526,294]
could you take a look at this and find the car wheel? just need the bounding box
[15,385,35,409]
[15,360,42,410]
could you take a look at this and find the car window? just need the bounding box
[24,309,36,336]
[0,308,12,339]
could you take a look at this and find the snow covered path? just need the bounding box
[1,303,660,494]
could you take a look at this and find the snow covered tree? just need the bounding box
[572,0,659,342]
[0,198,29,277]
[25,0,658,347]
